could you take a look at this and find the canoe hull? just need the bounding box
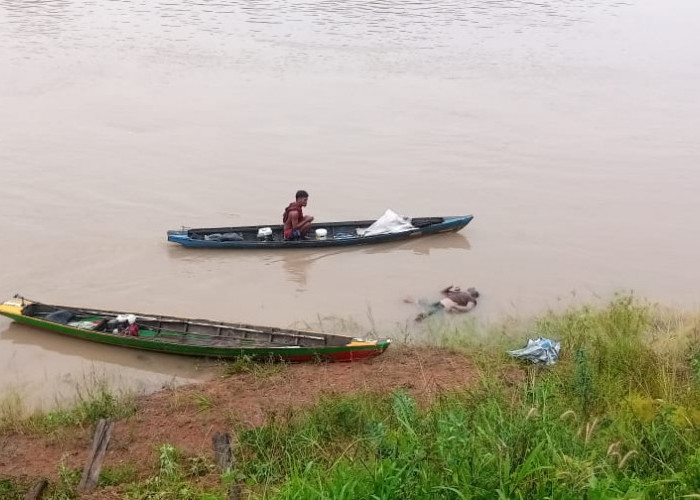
[0,299,390,362]
[167,215,473,249]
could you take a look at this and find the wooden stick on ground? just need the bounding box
[212,432,242,500]
[77,418,114,494]
[24,478,48,500]
[212,432,234,471]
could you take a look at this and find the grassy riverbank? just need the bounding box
[3,295,700,498]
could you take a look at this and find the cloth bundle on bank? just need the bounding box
[508,337,561,366]
[360,209,415,237]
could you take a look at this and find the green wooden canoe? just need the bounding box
[0,296,390,362]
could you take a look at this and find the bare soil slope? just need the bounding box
[0,346,485,486]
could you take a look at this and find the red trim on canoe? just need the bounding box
[279,346,387,363]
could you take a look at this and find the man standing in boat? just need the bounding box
[283,190,314,240]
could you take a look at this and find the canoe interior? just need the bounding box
[20,302,356,349]
[187,217,447,242]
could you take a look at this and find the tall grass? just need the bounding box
[226,295,700,498]
[125,444,223,500]
[222,355,288,379]
[0,377,138,434]
[0,477,30,500]
[233,388,700,498]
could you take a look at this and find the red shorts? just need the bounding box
[284,228,301,240]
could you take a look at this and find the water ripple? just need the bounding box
[0,0,623,47]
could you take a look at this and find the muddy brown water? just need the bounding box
[0,0,699,407]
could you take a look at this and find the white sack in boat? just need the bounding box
[360,209,415,237]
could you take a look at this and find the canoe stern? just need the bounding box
[0,297,31,318]
[167,230,190,245]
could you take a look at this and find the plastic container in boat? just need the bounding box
[257,227,273,241]
[315,228,328,239]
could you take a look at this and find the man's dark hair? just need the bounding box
[295,190,309,199]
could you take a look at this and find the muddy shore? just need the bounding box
[0,346,494,489]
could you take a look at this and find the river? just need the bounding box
[0,0,698,407]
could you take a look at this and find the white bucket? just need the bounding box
[257,227,272,238]
[315,228,328,239]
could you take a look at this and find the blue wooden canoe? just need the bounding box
[167,215,473,249]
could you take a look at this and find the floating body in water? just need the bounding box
[406,285,480,321]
